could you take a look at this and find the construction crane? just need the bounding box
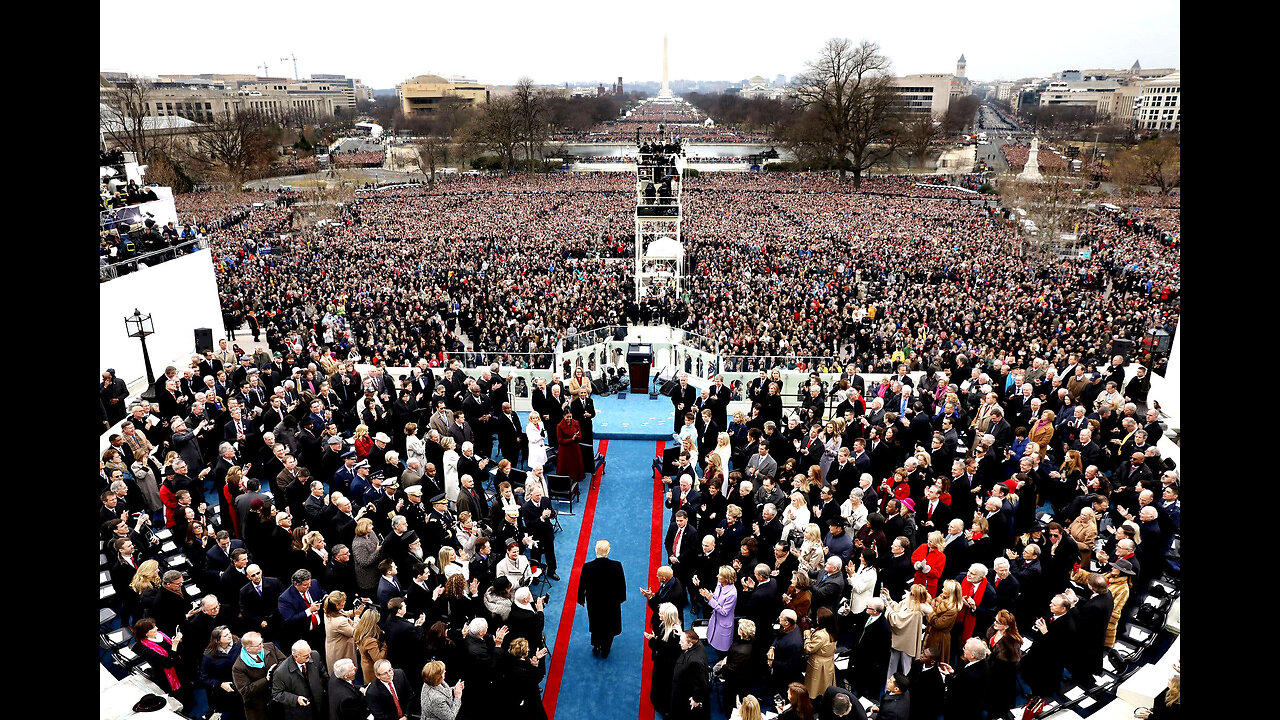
[257,61,270,78]
[280,54,299,81]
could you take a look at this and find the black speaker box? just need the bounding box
[660,378,678,397]
[194,328,214,353]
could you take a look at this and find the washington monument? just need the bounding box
[658,34,673,99]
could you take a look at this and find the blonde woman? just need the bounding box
[353,607,386,682]
[730,694,763,720]
[714,433,733,492]
[323,590,365,671]
[923,579,961,661]
[439,545,468,581]
[797,524,826,575]
[441,436,460,503]
[782,492,811,541]
[680,436,702,483]
[882,583,933,680]
[525,411,548,469]
[353,424,372,460]
[704,453,727,498]
[644,602,683,714]
[128,559,163,616]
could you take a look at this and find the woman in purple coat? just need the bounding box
[699,565,738,654]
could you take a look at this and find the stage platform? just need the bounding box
[590,393,680,440]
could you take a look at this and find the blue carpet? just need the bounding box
[547,438,663,720]
[592,395,681,440]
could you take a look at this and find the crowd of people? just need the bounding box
[999,143,1071,173]
[104,341,610,718]
[634,348,1180,719]
[332,150,387,168]
[164,171,1181,377]
[101,328,1181,719]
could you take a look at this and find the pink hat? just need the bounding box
[901,498,916,512]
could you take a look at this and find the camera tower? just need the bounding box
[633,125,685,306]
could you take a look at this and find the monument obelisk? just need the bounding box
[657,34,674,100]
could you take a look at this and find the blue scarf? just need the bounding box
[240,646,265,668]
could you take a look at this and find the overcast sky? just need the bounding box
[100,0,1179,89]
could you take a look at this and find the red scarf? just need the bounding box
[140,633,182,690]
[959,577,988,639]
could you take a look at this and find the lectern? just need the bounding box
[627,344,653,394]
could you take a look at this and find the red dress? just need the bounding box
[910,544,946,595]
[556,418,585,482]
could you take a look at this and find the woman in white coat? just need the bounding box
[441,436,461,504]
[525,411,549,469]
[713,433,733,493]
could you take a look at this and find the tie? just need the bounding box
[674,527,684,555]
[306,591,319,629]
[301,663,308,678]
[388,681,403,716]
[255,584,262,596]
[929,502,935,519]
[994,576,1001,587]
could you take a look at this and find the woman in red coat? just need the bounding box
[910,531,947,595]
[556,414,585,482]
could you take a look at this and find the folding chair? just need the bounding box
[546,473,581,518]
[527,557,552,596]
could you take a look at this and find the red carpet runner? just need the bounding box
[543,439,608,719]
[637,440,666,720]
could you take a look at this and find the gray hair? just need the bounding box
[468,617,488,635]
[867,597,886,613]
[291,639,311,654]
[964,637,989,660]
[291,569,312,585]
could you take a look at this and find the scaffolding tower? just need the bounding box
[633,125,686,306]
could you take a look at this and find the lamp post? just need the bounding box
[124,309,156,386]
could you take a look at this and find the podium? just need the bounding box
[627,343,653,394]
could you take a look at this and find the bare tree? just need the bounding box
[416,136,449,188]
[100,75,165,162]
[459,95,521,172]
[512,77,549,172]
[902,113,943,168]
[188,110,278,188]
[1113,136,1180,193]
[790,38,903,186]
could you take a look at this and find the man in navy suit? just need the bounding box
[376,558,405,611]
[366,659,415,720]
[642,565,688,632]
[238,563,285,638]
[205,530,245,575]
[577,539,628,657]
[278,568,326,651]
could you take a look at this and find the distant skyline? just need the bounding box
[100,0,1179,89]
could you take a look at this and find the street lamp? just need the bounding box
[124,308,156,386]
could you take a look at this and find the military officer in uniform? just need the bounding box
[401,485,430,541]
[424,493,458,556]
[373,479,407,537]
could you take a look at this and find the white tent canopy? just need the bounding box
[645,236,684,259]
